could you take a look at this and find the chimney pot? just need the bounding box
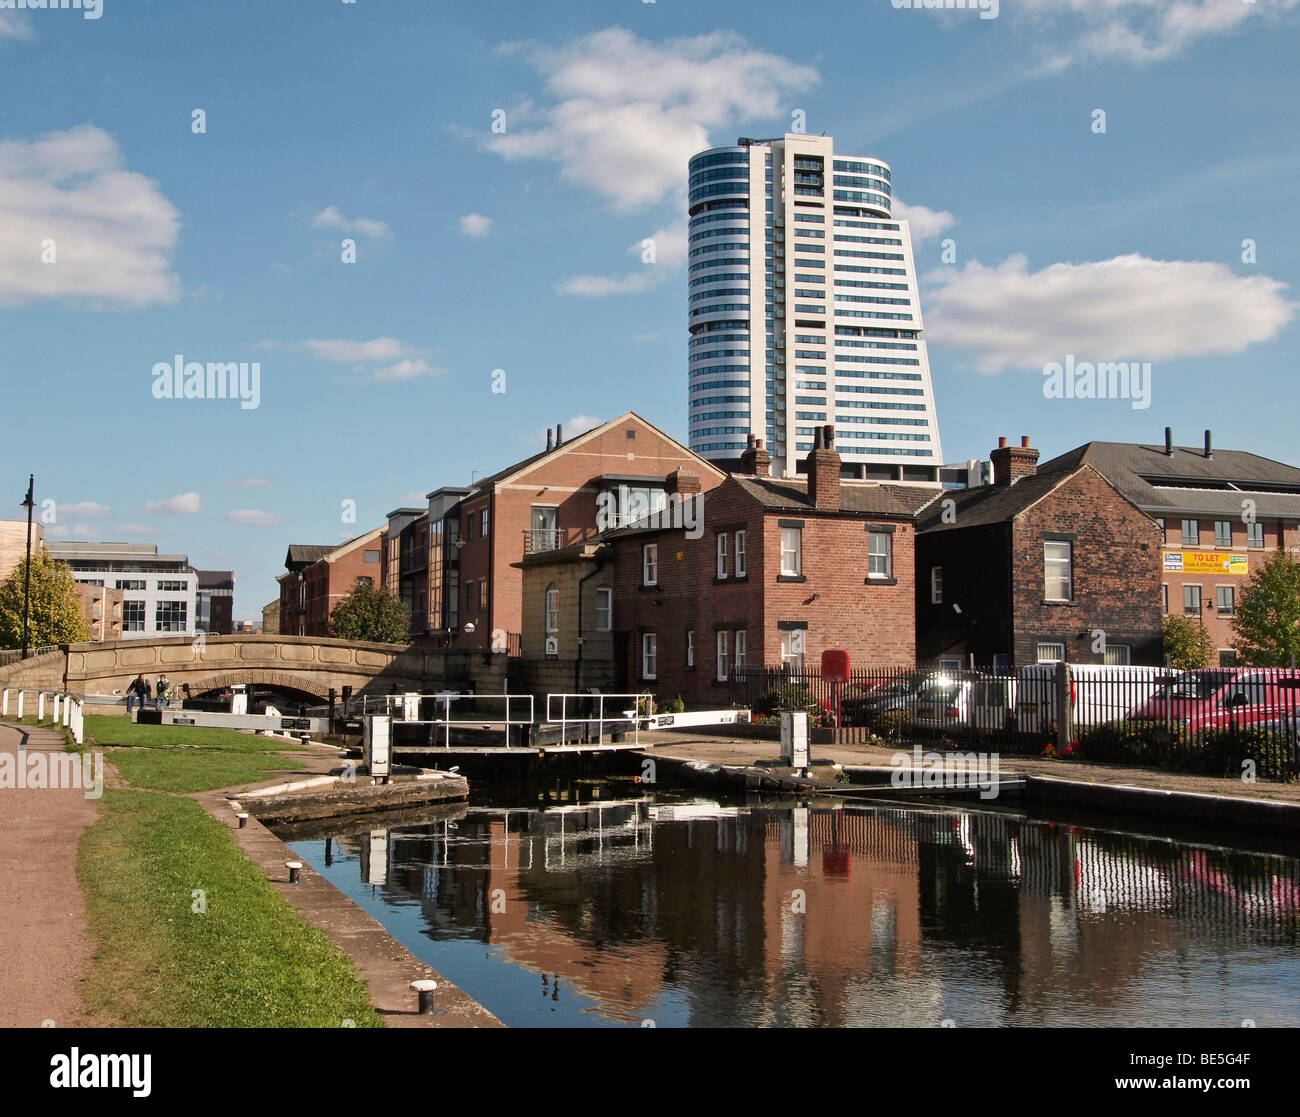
[998,436,1008,449]
[1165,427,1174,456]
[546,429,554,451]
[991,433,1040,487]
[1204,429,1213,459]
[1020,435,1030,448]
[555,424,563,447]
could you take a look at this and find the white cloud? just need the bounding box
[540,414,603,444]
[309,205,392,241]
[459,213,493,237]
[0,10,33,39]
[56,501,110,518]
[114,523,155,536]
[893,200,955,243]
[923,253,1296,373]
[486,28,818,212]
[1016,0,1299,66]
[144,492,201,515]
[0,125,180,306]
[264,337,447,382]
[226,509,285,527]
[226,476,271,489]
[557,219,687,297]
[47,522,98,540]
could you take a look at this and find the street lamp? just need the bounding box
[20,474,34,660]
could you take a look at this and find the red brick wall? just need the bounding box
[472,416,725,653]
[1012,467,1163,667]
[609,477,917,708]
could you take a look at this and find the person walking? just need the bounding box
[126,674,148,716]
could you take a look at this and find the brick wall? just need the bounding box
[1012,467,1163,667]
[0,520,44,583]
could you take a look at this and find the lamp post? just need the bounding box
[20,474,34,660]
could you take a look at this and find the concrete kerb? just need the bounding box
[192,777,502,1028]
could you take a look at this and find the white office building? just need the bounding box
[48,541,198,640]
[687,133,943,480]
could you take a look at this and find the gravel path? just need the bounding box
[0,722,102,1028]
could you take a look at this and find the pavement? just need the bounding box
[0,721,101,1028]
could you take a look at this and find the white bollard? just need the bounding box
[16,692,23,720]
[2,689,8,717]
[52,694,61,722]
[37,692,45,722]
[71,699,83,746]
[63,695,71,727]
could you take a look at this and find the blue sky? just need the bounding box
[1,0,1297,620]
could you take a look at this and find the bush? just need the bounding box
[658,694,686,714]
[756,685,816,717]
[876,709,911,739]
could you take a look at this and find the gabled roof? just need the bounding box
[1037,441,1300,518]
[284,544,332,567]
[917,470,1081,533]
[731,476,937,518]
[466,411,726,497]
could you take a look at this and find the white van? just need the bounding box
[1015,664,1173,735]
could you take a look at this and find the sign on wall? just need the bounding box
[1163,551,1249,575]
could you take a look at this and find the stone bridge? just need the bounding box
[0,635,483,703]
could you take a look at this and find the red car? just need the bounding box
[1129,668,1300,732]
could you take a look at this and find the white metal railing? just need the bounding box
[1,686,86,745]
[546,692,653,747]
[367,692,535,748]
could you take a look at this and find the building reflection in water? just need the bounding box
[331,793,1300,1027]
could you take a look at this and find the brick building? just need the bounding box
[383,412,727,652]
[1035,430,1300,666]
[915,436,1164,669]
[277,528,385,637]
[0,519,44,583]
[74,582,124,641]
[598,427,933,708]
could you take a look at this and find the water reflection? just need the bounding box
[287,793,1300,1028]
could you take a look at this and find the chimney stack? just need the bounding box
[1165,427,1174,456]
[1204,429,1213,459]
[665,468,702,497]
[555,424,563,447]
[739,435,772,477]
[808,424,841,510]
[546,428,554,451]
[990,434,1039,487]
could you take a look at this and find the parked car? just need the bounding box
[1015,665,1174,735]
[1129,669,1300,733]
[910,676,971,734]
[821,677,923,727]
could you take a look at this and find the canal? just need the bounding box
[284,784,1300,1028]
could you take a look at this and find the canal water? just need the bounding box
[285,786,1300,1028]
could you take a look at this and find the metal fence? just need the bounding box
[728,664,1300,781]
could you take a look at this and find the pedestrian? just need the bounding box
[156,674,170,711]
[126,674,148,716]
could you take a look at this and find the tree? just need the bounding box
[328,581,409,644]
[1163,613,1215,669]
[1231,549,1300,666]
[0,548,91,648]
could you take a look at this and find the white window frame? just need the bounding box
[734,630,746,671]
[1043,541,1072,602]
[686,629,694,667]
[594,586,612,632]
[1036,643,1065,664]
[544,585,558,633]
[780,527,802,576]
[1181,518,1199,546]
[868,531,892,579]
[642,633,657,680]
[1184,584,1202,614]
[716,533,728,580]
[735,531,747,578]
[1103,644,1132,666]
[780,629,805,672]
[716,630,729,681]
[1214,520,1232,547]
[1216,584,1235,616]
[930,565,943,605]
[642,543,658,586]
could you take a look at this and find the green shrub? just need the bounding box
[876,709,911,739]
[756,685,816,717]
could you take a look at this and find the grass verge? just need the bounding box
[84,714,309,793]
[79,788,383,1027]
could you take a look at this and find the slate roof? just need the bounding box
[915,470,1080,534]
[731,476,938,518]
[284,544,332,566]
[1036,441,1300,518]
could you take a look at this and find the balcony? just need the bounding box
[524,528,564,554]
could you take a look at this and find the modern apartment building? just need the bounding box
[687,132,943,481]
[47,541,198,639]
[195,569,235,634]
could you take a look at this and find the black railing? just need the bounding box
[727,664,1300,782]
